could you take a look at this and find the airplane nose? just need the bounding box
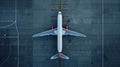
[59,11,61,14]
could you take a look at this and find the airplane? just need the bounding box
[32,0,86,60]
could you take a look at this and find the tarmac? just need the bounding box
[0,0,120,67]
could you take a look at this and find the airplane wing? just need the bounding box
[63,28,86,37]
[32,28,57,37]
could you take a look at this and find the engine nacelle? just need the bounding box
[50,25,54,29]
[65,25,69,29]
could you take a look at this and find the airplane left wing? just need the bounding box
[63,28,86,37]
[32,28,57,37]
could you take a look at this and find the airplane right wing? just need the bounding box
[63,28,86,37]
[32,28,57,37]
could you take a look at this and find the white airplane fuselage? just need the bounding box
[57,11,63,53]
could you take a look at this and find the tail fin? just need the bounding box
[50,53,69,60]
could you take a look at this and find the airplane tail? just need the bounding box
[50,52,69,60]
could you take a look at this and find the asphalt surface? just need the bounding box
[0,0,120,67]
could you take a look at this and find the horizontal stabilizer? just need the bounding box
[50,53,69,60]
